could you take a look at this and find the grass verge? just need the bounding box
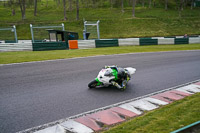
[103,93,200,133]
[0,44,200,64]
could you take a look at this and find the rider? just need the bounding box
[105,65,130,90]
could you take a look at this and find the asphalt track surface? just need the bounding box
[0,50,200,133]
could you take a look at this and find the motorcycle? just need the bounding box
[88,67,136,89]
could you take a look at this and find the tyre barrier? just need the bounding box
[158,38,174,45]
[95,39,119,48]
[139,38,158,46]
[77,36,200,49]
[118,38,139,46]
[175,38,189,45]
[32,42,68,51]
[0,36,200,52]
[0,42,32,52]
[77,40,95,49]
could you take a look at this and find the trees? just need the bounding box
[58,0,61,5]
[110,0,113,8]
[63,0,67,20]
[7,0,41,19]
[176,0,184,17]
[149,0,152,8]
[76,0,79,20]
[142,0,145,7]
[3,0,197,22]
[34,0,37,16]
[180,0,184,11]
[92,0,96,8]
[191,0,194,10]
[46,0,48,7]
[8,0,16,16]
[132,0,136,17]
[18,0,26,20]
[69,0,72,11]
[165,0,168,10]
[121,0,124,13]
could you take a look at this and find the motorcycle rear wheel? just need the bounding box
[88,80,98,88]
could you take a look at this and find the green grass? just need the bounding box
[103,93,200,133]
[0,0,200,40]
[0,44,200,64]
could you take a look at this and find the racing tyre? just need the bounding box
[88,80,98,89]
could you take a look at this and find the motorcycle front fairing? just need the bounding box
[96,68,115,86]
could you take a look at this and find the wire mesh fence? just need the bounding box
[30,23,64,42]
[0,25,17,43]
[84,20,100,40]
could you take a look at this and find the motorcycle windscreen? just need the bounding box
[104,69,113,77]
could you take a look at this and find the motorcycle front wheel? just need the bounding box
[88,80,98,89]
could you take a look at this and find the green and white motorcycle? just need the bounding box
[88,66,136,89]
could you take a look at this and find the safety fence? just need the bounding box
[0,36,200,52]
[0,25,18,43]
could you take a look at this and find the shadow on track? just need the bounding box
[87,85,136,93]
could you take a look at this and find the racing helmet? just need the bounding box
[117,68,126,79]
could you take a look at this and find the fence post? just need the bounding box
[62,23,65,31]
[30,24,35,43]
[13,25,18,43]
[97,20,100,40]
